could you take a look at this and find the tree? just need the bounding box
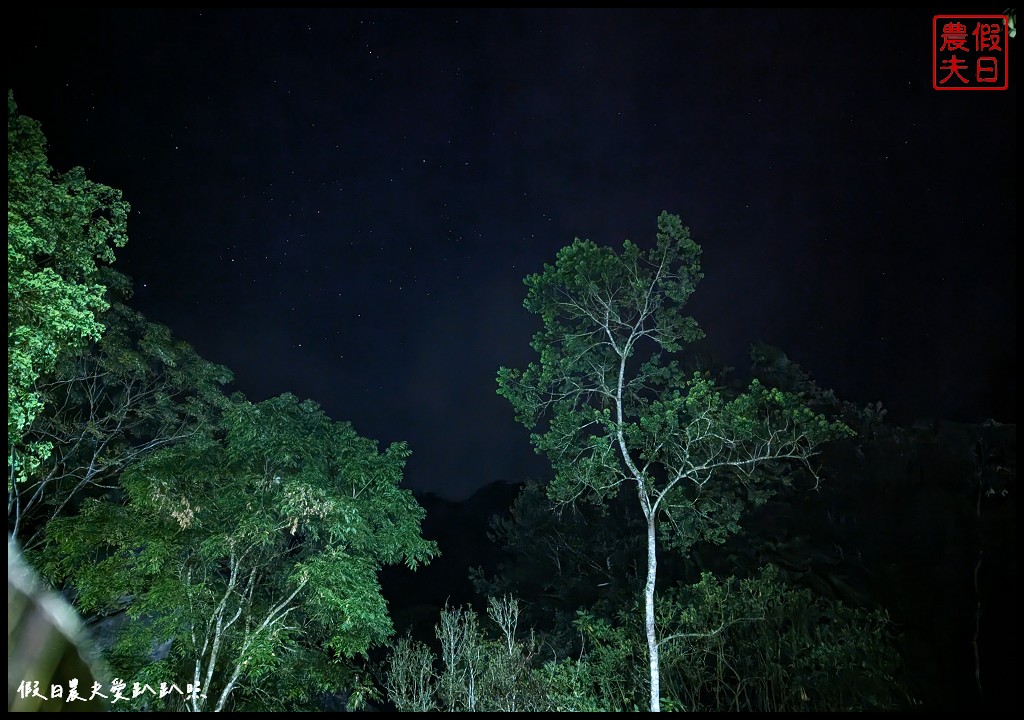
[10,275,233,549]
[42,393,437,711]
[8,91,129,479]
[658,566,909,711]
[497,212,853,711]
[571,566,910,711]
[386,597,549,712]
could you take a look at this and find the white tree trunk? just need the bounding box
[644,511,660,712]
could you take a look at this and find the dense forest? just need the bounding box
[8,93,1015,712]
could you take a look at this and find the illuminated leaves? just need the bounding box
[10,295,232,548]
[42,393,436,710]
[498,213,854,711]
[8,93,129,475]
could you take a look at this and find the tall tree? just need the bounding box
[7,92,129,479]
[497,212,852,711]
[43,393,437,711]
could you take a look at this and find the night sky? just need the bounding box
[9,8,1016,499]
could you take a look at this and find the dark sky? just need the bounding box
[9,9,1016,499]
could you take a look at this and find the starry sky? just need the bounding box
[8,8,1016,499]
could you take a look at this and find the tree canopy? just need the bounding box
[10,278,233,549]
[8,91,129,478]
[498,212,853,710]
[42,393,437,711]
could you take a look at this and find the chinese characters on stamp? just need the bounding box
[933,15,1009,90]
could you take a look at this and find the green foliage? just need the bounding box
[565,568,910,712]
[749,341,888,438]
[385,597,560,713]
[497,213,703,505]
[41,393,437,711]
[10,282,233,548]
[497,212,855,710]
[659,567,911,711]
[571,608,648,710]
[8,92,129,475]
[386,633,438,712]
[497,212,851,544]
[385,574,908,713]
[531,656,610,712]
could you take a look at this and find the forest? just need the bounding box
[8,92,1015,712]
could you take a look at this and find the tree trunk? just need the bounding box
[645,511,660,712]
